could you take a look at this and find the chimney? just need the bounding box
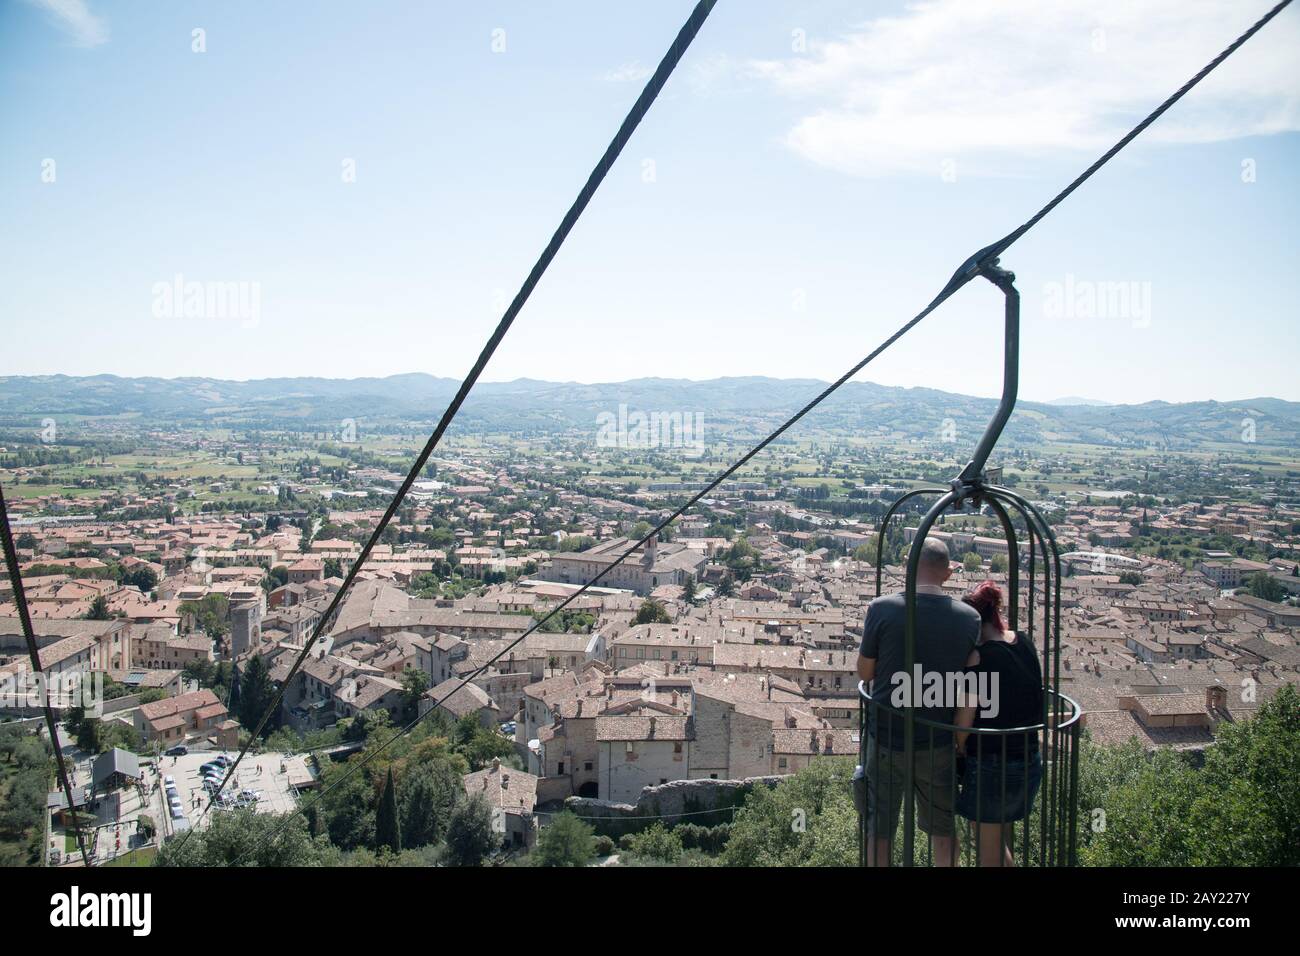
[648,715,657,737]
[491,756,501,771]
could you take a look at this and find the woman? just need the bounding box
[953,581,1043,867]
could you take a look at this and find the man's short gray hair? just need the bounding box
[917,537,950,572]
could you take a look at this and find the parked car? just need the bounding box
[164,746,188,757]
[163,775,176,787]
[212,755,233,768]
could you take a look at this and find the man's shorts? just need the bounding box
[864,737,956,838]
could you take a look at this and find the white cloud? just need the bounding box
[604,62,653,83]
[749,0,1300,176]
[24,0,108,48]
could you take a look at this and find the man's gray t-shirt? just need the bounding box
[859,591,980,750]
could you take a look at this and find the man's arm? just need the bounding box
[857,599,881,691]
[856,653,876,685]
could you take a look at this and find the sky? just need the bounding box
[1,0,1298,405]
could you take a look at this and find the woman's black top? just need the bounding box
[963,633,1043,759]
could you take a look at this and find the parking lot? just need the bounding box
[155,749,314,835]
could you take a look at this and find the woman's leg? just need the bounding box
[977,822,1003,867]
[1001,823,1016,867]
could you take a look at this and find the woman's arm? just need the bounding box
[953,648,980,751]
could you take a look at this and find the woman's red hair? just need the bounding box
[963,580,1006,632]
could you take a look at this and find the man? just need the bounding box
[857,536,980,866]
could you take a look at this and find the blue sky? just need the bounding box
[2,0,1298,404]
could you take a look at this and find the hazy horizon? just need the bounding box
[3,0,1298,403]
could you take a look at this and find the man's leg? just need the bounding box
[916,746,958,866]
[865,741,902,868]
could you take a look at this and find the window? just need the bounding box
[558,762,565,774]
[584,762,593,771]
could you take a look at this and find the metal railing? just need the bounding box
[856,260,1082,866]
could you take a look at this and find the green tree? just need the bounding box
[400,667,430,722]
[989,554,1009,574]
[444,792,498,866]
[723,759,857,867]
[962,552,983,573]
[399,760,459,849]
[236,654,276,735]
[624,821,683,863]
[85,596,111,621]
[155,808,333,867]
[634,598,671,625]
[682,577,698,605]
[1077,738,1199,867]
[1184,684,1300,866]
[1246,570,1285,603]
[451,714,514,771]
[374,767,402,854]
[533,811,595,867]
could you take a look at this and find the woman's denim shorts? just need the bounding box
[956,750,1042,823]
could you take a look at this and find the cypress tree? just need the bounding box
[376,766,402,854]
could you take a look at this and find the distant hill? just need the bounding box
[1044,396,1114,407]
[0,373,1296,450]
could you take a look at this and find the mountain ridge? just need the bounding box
[0,373,1295,449]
